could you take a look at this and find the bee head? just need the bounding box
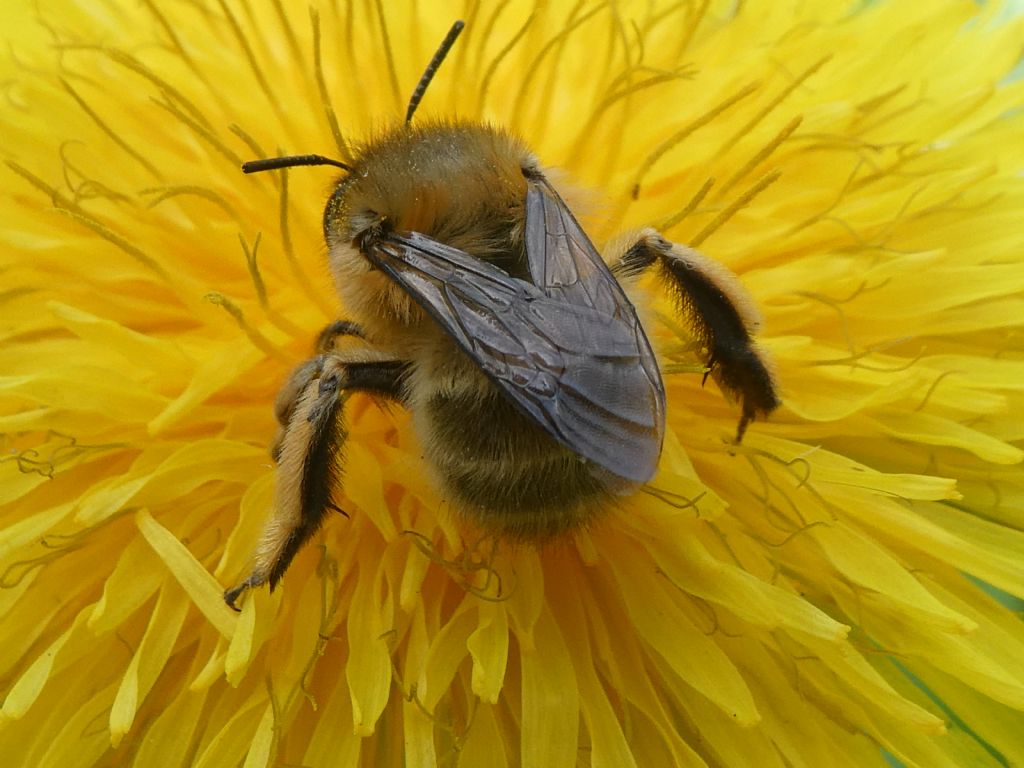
[323,122,532,252]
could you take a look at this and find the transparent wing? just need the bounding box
[367,225,665,484]
[524,175,623,313]
[523,173,665,421]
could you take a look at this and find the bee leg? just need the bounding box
[269,321,371,462]
[270,356,326,462]
[225,356,408,610]
[611,230,780,441]
[315,319,365,353]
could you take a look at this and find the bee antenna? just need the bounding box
[405,20,465,124]
[242,155,353,174]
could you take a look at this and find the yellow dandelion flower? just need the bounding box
[3,1,1024,766]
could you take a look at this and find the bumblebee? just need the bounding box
[225,22,778,608]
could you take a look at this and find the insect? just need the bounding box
[224,21,779,608]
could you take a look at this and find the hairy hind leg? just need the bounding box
[225,354,408,609]
[608,229,780,440]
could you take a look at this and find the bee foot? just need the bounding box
[224,574,263,611]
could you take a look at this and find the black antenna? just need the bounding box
[405,20,465,123]
[242,154,353,174]
[242,22,466,175]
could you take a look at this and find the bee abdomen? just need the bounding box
[423,389,612,539]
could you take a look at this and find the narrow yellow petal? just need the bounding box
[88,536,162,634]
[136,509,237,639]
[241,703,276,768]
[503,548,543,650]
[467,600,509,704]
[47,300,192,380]
[609,539,760,725]
[132,683,209,768]
[148,345,263,435]
[420,598,476,711]
[0,369,167,421]
[0,503,73,561]
[345,442,398,540]
[457,703,510,768]
[36,683,119,768]
[873,412,1023,465]
[0,467,50,507]
[402,696,437,768]
[910,666,1024,767]
[799,635,944,734]
[520,608,579,768]
[192,695,267,768]
[109,579,190,745]
[345,553,391,736]
[650,530,850,641]
[224,594,258,686]
[398,536,431,611]
[1,611,85,720]
[550,570,638,768]
[189,643,228,693]
[812,523,976,633]
[301,673,362,768]
[579,568,707,766]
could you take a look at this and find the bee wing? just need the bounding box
[367,230,665,484]
[524,175,624,313]
[524,174,666,472]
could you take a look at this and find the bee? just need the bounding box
[224,21,779,608]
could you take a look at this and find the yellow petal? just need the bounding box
[520,608,579,768]
[136,509,236,639]
[192,695,268,768]
[88,535,162,634]
[2,609,87,720]
[241,703,276,768]
[467,600,510,704]
[345,550,391,736]
[420,598,476,711]
[109,578,190,745]
[609,538,760,725]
